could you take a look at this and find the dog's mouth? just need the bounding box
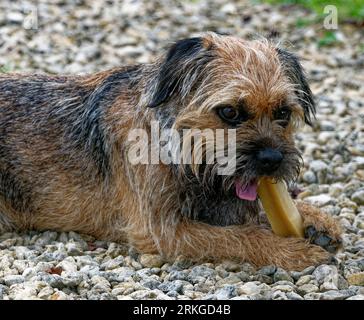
[235,179,258,201]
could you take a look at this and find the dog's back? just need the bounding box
[0,75,75,213]
[0,69,138,234]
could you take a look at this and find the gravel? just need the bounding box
[0,0,363,300]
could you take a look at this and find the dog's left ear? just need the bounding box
[276,48,316,126]
[147,37,212,108]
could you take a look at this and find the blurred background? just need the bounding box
[0,0,363,74]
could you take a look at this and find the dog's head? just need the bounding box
[143,32,315,213]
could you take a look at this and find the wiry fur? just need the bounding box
[0,33,341,270]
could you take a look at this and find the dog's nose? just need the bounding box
[256,148,283,173]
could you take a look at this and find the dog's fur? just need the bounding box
[0,33,341,270]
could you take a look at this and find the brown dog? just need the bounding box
[0,32,341,270]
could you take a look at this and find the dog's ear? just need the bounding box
[148,37,212,108]
[276,48,316,126]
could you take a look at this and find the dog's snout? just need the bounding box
[256,148,283,173]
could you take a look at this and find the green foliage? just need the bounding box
[295,17,317,28]
[264,0,364,21]
[358,43,364,53]
[0,63,12,73]
[317,31,338,47]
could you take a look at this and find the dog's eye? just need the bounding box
[274,107,291,126]
[216,106,247,125]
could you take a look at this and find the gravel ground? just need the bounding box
[0,0,364,300]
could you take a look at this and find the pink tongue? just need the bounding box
[235,180,258,201]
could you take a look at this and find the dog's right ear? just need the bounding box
[147,37,212,108]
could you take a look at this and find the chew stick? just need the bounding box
[257,177,304,238]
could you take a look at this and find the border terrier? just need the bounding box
[0,32,341,270]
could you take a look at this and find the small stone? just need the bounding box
[65,243,83,256]
[286,292,304,300]
[237,282,261,295]
[230,296,251,300]
[220,3,236,14]
[303,171,317,184]
[7,12,24,23]
[14,247,31,260]
[272,290,288,300]
[8,284,38,300]
[296,275,314,286]
[318,132,334,144]
[253,274,273,285]
[57,259,77,273]
[310,160,328,172]
[139,254,164,268]
[172,256,193,269]
[50,291,69,300]
[351,190,364,205]
[4,275,25,286]
[188,266,216,280]
[273,268,293,283]
[304,292,321,300]
[290,266,315,281]
[320,281,338,291]
[216,275,241,287]
[319,290,351,300]
[90,275,110,290]
[112,282,136,296]
[194,282,213,293]
[0,285,6,299]
[337,275,349,290]
[346,295,364,300]
[272,284,295,293]
[297,284,319,295]
[117,295,133,300]
[240,263,256,275]
[220,261,241,272]
[131,289,173,300]
[347,272,364,286]
[166,270,187,281]
[312,265,338,285]
[100,256,124,270]
[354,157,364,169]
[131,260,143,270]
[258,265,277,276]
[22,268,37,280]
[215,285,237,299]
[215,266,229,278]
[305,194,334,207]
[319,120,335,131]
[158,280,184,294]
[38,287,54,299]
[140,279,161,290]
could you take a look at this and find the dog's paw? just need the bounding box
[304,225,342,253]
[296,201,342,252]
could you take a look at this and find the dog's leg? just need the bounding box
[296,200,342,253]
[129,220,331,271]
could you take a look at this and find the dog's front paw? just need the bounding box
[296,200,342,253]
[304,225,342,253]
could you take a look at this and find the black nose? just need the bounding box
[256,148,283,173]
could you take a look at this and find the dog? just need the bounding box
[0,32,341,270]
